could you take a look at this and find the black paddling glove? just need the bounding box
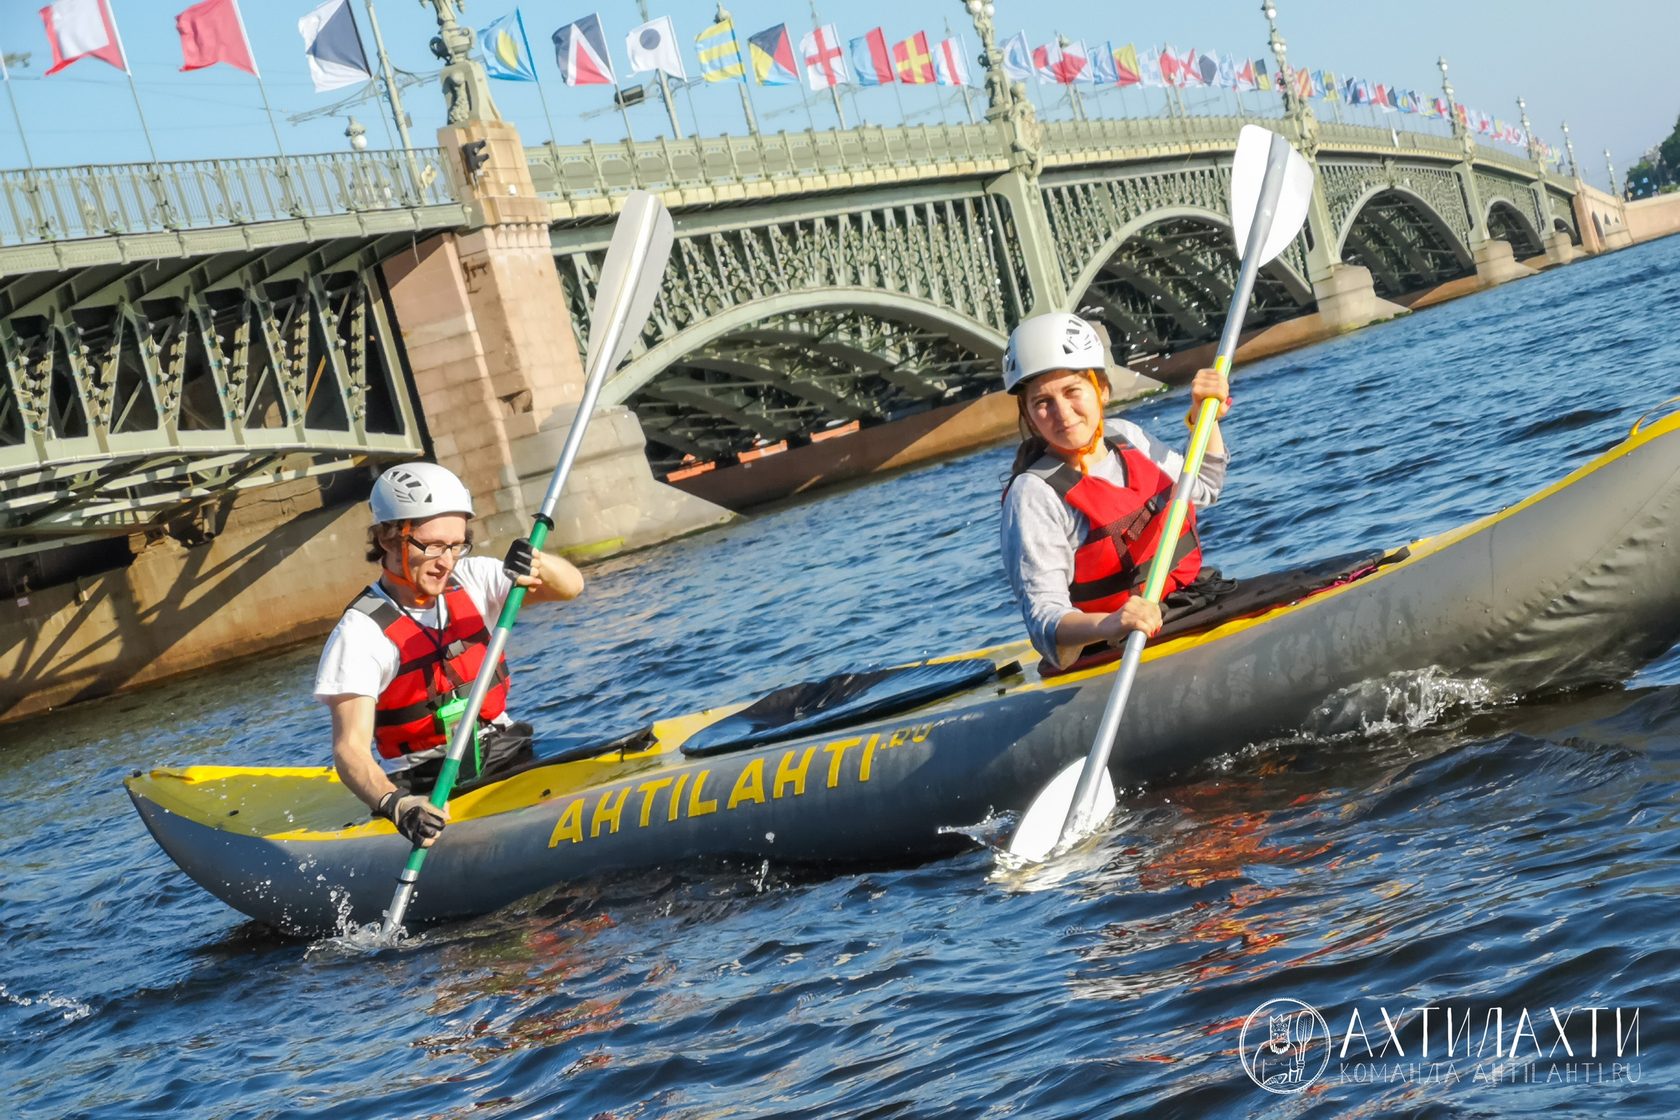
[378,792,445,845]
[503,537,535,579]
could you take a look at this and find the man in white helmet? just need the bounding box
[314,461,583,848]
[999,312,1230,673]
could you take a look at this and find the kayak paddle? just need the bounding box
[378,189,675,938]
[1007,126,1315,863]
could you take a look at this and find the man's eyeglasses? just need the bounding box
[402,536,473,560]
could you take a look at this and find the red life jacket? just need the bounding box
[1021,440,1203,612]
[346,582,510,760]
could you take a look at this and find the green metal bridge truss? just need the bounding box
[0,116,1578,550]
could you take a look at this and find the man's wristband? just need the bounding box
[376,791,399,820]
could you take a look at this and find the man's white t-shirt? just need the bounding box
[315,556,515,773]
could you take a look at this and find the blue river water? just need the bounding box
[6,235,1680,1118]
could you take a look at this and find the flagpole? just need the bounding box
[636,0,684,139]
[359,1,417,151]
[517,13,563,146]
[717,5,759,136]
[945,22,975,126]
[0,39,38,172]
[229,0,303,215]
[808,1,847,128]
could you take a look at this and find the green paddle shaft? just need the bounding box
[379,191,671,937]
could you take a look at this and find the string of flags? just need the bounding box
[7,0,1562,165]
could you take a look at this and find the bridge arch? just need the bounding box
[608,289,1005,473]
[1485,200,1546,258]
[1064,206,1314,364]
[1337,186,1476,298]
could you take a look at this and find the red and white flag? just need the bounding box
[934,36,969,87]
[176,0,258,76]
[800,23,847,90]
[40,0,127,75]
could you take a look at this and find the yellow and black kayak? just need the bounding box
[127,407,1680,935]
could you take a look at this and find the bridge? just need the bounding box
[0,1,1657,719]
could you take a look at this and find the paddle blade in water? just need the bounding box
[1006,759,1117,863]
[1230,125,1314,266]
[582,190,676,375]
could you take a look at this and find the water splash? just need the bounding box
[1300,666,1506,739]
[0,982,92,1023]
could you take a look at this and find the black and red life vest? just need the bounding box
[1020,439,1202,612]
[346,582,510,760]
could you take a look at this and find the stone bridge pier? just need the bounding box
[387,120,731,557]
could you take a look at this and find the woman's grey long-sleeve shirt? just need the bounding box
[1000,416,1229,667]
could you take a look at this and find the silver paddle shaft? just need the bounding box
[1056,138,1295,847]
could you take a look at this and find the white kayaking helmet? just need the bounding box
[369,462,474,524]
[1002,312,1105,394]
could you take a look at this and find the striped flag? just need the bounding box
[696,15,744,81]
[849,27,893,85]
[934,36,969,87]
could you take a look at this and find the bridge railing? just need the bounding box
[0,149,454,247]
[524,123,1012,201]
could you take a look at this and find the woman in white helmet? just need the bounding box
[999,312,1230,673]
[313,461,583,848]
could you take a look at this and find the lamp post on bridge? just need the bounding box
[1562,121,1578,179]
[1262,1,1318,151]
[1517,96,1538,165]
[416,0,500,125]
[1607,149,1619,197]
[1438,57,1471,158]
[962,0,1015,125]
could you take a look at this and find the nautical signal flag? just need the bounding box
[40,0,127,75]
[626,15,684,79]
[1253,59,1271,92]
[176,0,257,76]
[800,24,847,90]
[893,31,935,85]
[1195,50,1220,89]
[934,36,969,87]
[1033,39,1084,85]
[748,24,798,86]
[553,13,614,86]
[849,27,893,86]
[479,10,537,82]
[1089,43,1117,86]
[1112,43,1141,88]
[696,16,744,82]
[1234,57,1258,92]
[297,0,370,92]
[1000,31,1032,82]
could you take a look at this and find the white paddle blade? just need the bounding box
[1230,125,1315,266]
[582,190,676,375]
[1006,759,1118,863]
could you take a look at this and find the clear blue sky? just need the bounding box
[0,0,1674,190]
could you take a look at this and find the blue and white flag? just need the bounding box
[1088,41,1119,86]
[480,10,537,82]
[297,0,371,93]
[1000,31,1032,82]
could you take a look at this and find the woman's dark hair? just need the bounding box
[1006,409,1049,486]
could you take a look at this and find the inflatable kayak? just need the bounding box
[127,406,1680,935]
